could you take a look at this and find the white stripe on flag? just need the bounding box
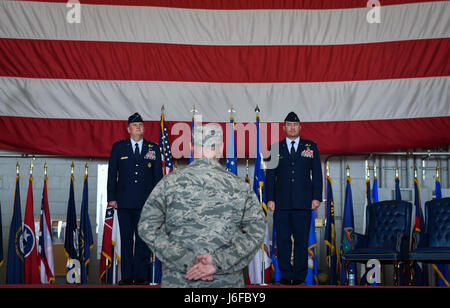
[0,2,448,45]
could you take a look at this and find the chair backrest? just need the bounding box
[366,200,412,248]
[425,197,450,247]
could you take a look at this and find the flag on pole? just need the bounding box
[412,174,426,285]
[154,110,174,283]
[324,175,339,285]
[225,114,237,175]
[79,172,94,284]
[271,226,282,282]
[341,174,356,284]
[395,175,402,201]
[23,174,40,284]
[6,175,24,284]
[111,208,122,283]
[248,112,272,284]
[435,174,442,200]
[99,203,114,284]
[38,174,55,284]
[365,175,371,207]
[160,111,174,176]
[434,170,449,287]
[372,176,379,203]
[305,209,319,285]
[413,177,425,233]
[64,173,79,283]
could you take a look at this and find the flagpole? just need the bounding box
[255,105,268,286]
[190,105,198,162]
[258,184,268,286]
[105,258,108,284]
[149,252,158,285]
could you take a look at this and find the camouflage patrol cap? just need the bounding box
[192,123,223,148]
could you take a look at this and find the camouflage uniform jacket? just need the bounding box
[138,157,266,287]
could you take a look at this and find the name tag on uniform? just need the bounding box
[301,149,314,158]
[144,150,156,160]
[120,156,128,160]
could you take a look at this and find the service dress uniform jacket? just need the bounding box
[266,138,322,210]
[107,138,163,282]
[266,138,323,282]
[107,138,162,209]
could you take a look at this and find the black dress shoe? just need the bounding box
[291,280,306,286]
[134,279,149,285]
[279,278,292,285]
[118,279,134,285]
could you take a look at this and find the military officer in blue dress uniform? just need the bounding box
[107,112,163,285]
[266,112,323,285]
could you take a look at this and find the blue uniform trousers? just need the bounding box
[273,210,311,282]
[117,208,150,281]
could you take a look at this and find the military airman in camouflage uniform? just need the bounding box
[138,123,265,287]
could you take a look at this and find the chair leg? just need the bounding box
[407,261,414,286]
[393,261,399,286]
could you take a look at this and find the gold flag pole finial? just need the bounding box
[161,104,165,114]
[395,165,399,178]
[374,163,377,178]
[71,162,74,176]
[85,162,89,176]
[16,162,20,176]
[366,163,370,179]
[44,162,48,177]
[414,164,418,179]
[30,161,34,177]
[436,164,440,179]
[246,159,249,176]
[346,163,350,177]
[326,161,330,177]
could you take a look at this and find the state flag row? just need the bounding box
[1,162,94,285]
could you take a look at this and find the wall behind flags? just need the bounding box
[0,146,449,284]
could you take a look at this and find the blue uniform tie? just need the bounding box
[134,142,139,158]
[290,140,295,158]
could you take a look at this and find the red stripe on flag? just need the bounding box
[1,115,449,156]
[0,38,448,82]
[11,0,446,9]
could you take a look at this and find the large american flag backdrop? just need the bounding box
[0,0,449,157]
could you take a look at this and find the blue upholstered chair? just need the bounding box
[344,200,412,286]
[409,197,450,285]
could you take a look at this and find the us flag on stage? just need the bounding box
[0,1,448,159]
[160,111,173,176]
